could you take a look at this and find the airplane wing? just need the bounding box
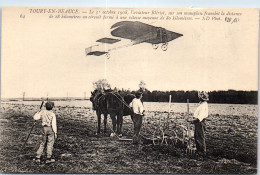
[111,21,156,41]
[111,21,183,44]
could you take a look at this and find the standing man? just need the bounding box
[193,91,209,155]
[33,101,57,164]
[130,92,144,144]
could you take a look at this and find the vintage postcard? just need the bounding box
[1,7,258,173]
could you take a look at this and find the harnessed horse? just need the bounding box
[90,90,135,136]
[90,90,108,134]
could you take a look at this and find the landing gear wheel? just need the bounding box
[152,128,165,145]
[152,44,159,50]
[161,43,168,51]
[105,53,110,59]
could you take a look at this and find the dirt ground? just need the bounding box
[0,103,257,174]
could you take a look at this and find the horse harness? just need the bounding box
[93,91,132,111]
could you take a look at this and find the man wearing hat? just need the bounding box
[193,91,209,155]
[129,92,145,144]
[33,101,57,164]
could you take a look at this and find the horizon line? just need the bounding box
[1,89,258,99]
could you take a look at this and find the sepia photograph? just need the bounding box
[0,6,259,174]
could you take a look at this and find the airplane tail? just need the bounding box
[85,46,94,56]
[85,45,109,56]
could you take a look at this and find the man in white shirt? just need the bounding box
[193,91,209,154]
[33,101,57,164]
[129,92,144,144]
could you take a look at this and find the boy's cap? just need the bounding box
[45,101,54,110]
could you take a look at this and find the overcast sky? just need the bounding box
[1,7,258,98]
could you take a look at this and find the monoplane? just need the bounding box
[85,21,183,59]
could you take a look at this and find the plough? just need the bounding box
[140,98,197,155]
[105,94,197,155]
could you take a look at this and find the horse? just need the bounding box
[105,91,124,136]
[90,89,108,135]
[90,89,135,136]
[122,93,136,116]
[105,91,136,136]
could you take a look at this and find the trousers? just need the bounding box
[131,113,143,144]
[36,126,55,158]
[194,119,206,153]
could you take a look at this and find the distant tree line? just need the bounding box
[118,89,257,104]
[92,79,257,104]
